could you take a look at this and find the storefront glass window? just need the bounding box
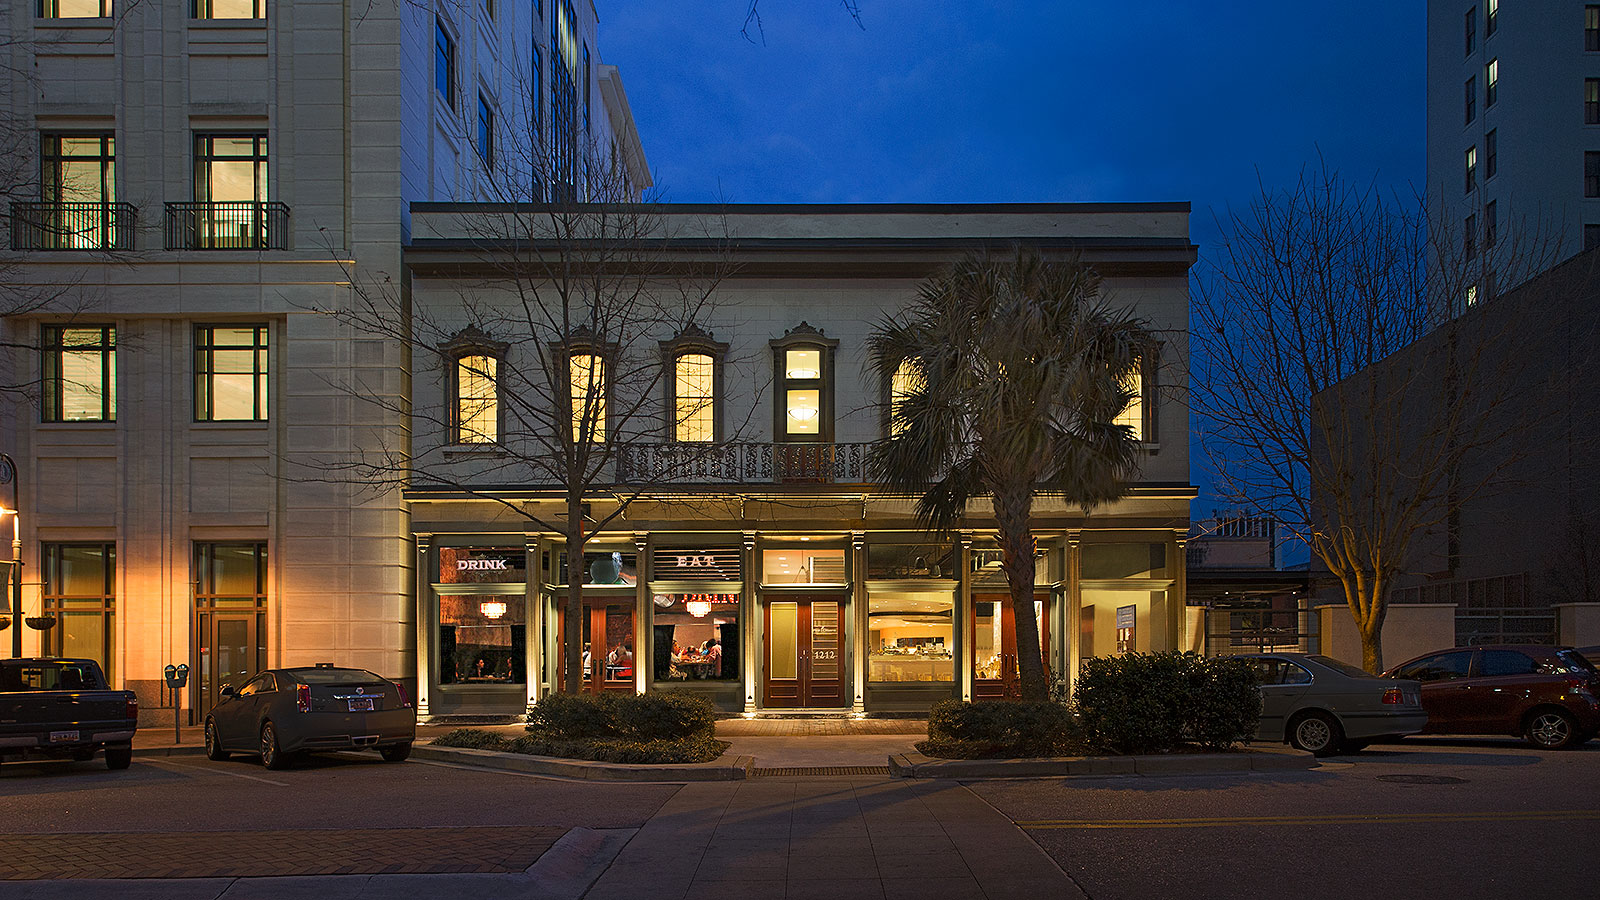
[651,593,739,682]
[1080,543,1167,580]
[43,543,116,683]
[557,549,638,586]
[867,591,953,682]
[1079,589,1165,658]
[970,544,1051,585]
[439,594,525,684]
[438,546,527,584]
[866,542,952,579]
[974,596,1045,682]
[763,548,846,585]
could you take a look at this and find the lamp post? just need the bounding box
[0,453,19,659]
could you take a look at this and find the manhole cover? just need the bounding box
[752,766,890,777]
[1375,774,1468,785]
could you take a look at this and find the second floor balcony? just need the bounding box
[9,202,137,251]
[617,442,870,485]
[164,201,290,250]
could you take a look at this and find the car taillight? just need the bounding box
[393,681,412,708]
[296,682,311,712]
[126,697,139,720]
[1382,688,1402,704]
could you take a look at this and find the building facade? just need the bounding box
[0,0,645,725]
[1427,1,1600,272]
[402,203,1197,717]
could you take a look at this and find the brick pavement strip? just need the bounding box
[0,826,566,881]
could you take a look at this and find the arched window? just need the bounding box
[569,352,606,443]
[770,322,838,442]
[674,353,715,442]
[442,326,507,445]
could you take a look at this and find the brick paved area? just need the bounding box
[0,826,565,880]
[713,718,927,736]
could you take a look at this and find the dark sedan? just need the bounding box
[1384,645,1600,750]
[205,664,415,769]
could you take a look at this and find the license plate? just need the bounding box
[347,698,374,712]
[49,730,79,743]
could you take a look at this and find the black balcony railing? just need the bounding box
[164,201,290,250]
[9,202,137,251]
[617,442,870,485]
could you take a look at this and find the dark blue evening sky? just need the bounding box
[601,1,1423,529]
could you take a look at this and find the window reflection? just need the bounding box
[439,594,524,684]
[652,593,738,682]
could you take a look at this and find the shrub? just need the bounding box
[1073,651,1260,754]
[525,691,616,739]
[919,699,1080,758]
[429,728,510,751]
[525,690,718,741]
[505,733,729,764]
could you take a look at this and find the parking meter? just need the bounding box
[163,664,190,744]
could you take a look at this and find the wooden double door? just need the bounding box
[558,598,637,695]
[763,597,846,708]
[973,593,1051,700]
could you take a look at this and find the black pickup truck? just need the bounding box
[0,657,137,769]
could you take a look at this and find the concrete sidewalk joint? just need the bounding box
[413,743,754,781]
[887,746,1316,778]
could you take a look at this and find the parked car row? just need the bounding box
[1244,644,1600,756]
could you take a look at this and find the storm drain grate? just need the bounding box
[752,766,891,777]
[1375,774,1469,785]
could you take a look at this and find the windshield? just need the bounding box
[281,667,387,685]
[1307,656,1380,679]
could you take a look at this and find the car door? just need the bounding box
[1252,657,1312,740]
[1393,650,1476,732]
[214,673,265,750]
[1469,650,1542,734]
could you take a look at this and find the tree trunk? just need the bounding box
[562,496,587,694]
[994,484,1049,702]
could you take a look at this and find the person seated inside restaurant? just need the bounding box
[607,641,634,679]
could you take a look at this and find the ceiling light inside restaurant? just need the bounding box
[480,601,508,619]
[686,599,712,618]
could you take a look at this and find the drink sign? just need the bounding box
[440,547,527,584]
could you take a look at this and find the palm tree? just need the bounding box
[869,249,1151,702]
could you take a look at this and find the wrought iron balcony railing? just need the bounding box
[617,442,870,485]
[9,202,137,251]
[164,201,290,250]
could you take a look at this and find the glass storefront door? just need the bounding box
[558,599,636,694]
[763,597,846,708]
[972,593,1049,700]
[197,612,261,720]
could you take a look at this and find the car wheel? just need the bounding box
[1524,709,1581,750]
[1289,712,1343,757]
[205,718,229,761]
[380,742,412,763]
[104,744,132,770]
[260,721,291,770]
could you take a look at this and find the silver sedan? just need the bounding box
[1237,653,1427,756]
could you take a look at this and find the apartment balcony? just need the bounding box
[8,202,137,251]
[617,442,870,485]
[164,201,290,250]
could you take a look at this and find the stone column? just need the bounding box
[958,531,973,702]
[1064,530,1081,689]
[523,534,540,714]
[742,531,758,714]
[634,532,650,694]
[851,530,867,714]
[414,534,432,719]
[1169,531,1188,654]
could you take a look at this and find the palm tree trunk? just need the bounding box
[995,484,1049,701]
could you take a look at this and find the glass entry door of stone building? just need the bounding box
[196,612,260,721]
[558,598,637,695]
[763,597,846,708]
[972,593,1050,700]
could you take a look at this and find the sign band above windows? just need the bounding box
[439,547,528,584]
[652,547,742,581]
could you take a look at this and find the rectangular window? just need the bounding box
[195,325,269,421]
[1486,0,1496,34]
[1589,80,1600,125]
[194,0,261,18]
[1589,6,1600,51]
[763,548,847,585]
[439,594,525,685]
[1465,6,1476,54]
[1588,224,1600,251]
[569,352,606,442]
[1465,76,1476,125]
[776,345,831,441]
[1588,152,1600,198]
[1465,283,1479,308]
[1465,145,1477,194]
[435,20,456,109]
[673,353,715,442]
[43,325,115,422]
[868,591,954,683]
[43,543,116,683]
[1485,200,1497,247]
[193,133,269,249]
[1486,129,1497,177]
[40,133,117,250]
[39,0,108,16]
[455,354,498,443]
[888,359,921,437]
[653,593,739,683]
[477,94,494,166]
[1465,214,1477,260]
[1114,362,1146,441]
[1485,58,1498,107]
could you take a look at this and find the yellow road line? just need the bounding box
[1019,810,1600,830]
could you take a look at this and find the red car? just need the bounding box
[1383,645,1600,750]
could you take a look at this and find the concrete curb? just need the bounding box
[131,745,208,757]
[887,746,1316,778]
[413,743,753,781]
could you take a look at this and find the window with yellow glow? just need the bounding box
[570,353,606,442]
[455,354,498,443]
[674,353,714,442]
[1114,363,1144,441]
[785,389,821,435]
[889,359,921,436]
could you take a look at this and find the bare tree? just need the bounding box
[742,0,864,43]
[1193,165,1563,673]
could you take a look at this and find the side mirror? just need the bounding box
[219,684,236,698]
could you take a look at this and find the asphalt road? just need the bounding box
[973,737,1600,900]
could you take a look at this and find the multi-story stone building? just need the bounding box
[402,203,1197,717]
[0,0,646,725]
